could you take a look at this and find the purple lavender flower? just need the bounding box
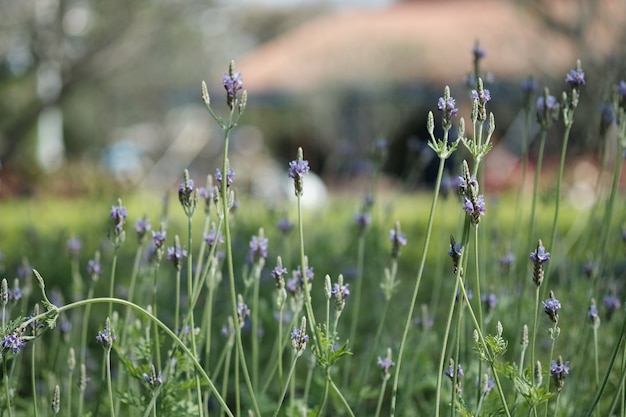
[582,261,597,278]
[414,316,434,329]
[290,327,309,344]
[291,319,309,354]
[271,265,288,280]
[448,235,462,274]
[215,168,235,191]
[437,96,459,118]
[237,300,250,328]
[295,266,314,283]
[389,228,407,246]
[222,71,244,98]
[331,282,350,300]
[389,225,408,259]
[86,259,101,277]
[619,80,626,98]
[152,230,167,249]
[456,176,468,195]
[10,286,22,303]
[536,95,557,113]
[110,203,127,225]
[530,240,549,286]
[377,356,395,373]
[463,195,486,223]
[599,103,616,125]
[456,289,473,305]
[565,68,585,87]
[481,293,498,312]
[588,302,600,327]
[543,294,561,323]
[17,263,32,279]
[143,369,163,388]
[448,242,462,258]
[276,218,294,234]
[285,277,298,294]
[471,89,491,103]
[198,186,216,203]
[178,178,194,199]
[1,332,26,354]
[550,356,569,391]
[530,244,550,264]
[444,363,464,379]
[288,160,310,179]
[521,77,539,94]
[249,235,268,261]
[166,246,188,270]
[472,45,486,60]
[603,295,621,320]
[354,212,371,231]
[135,218,151,240]
[203,229,223,248]
[96,327,116,348]
[67,238,82,258]
[499,252,515,273]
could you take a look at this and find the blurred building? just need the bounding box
[232,0,625,190]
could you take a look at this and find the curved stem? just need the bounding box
[394,155,445,417]
[33,297,235,417]
[105,348,116,417]
[527,129,548,252]
[272,355,299,417]
[543,122,573,294]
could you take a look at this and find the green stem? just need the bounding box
[544,321,558,417]
[251,261,261,390]
[530,285,541,386]
[527,129,548,253]
[374,376,390,417]
[584,310,626,417]
[104,348,115,417]
[296,193,321,355]
[393,155,446,417]
[31,297,235,417]
[473,226,484,408]
[595,136,624,292]
[151,262,162,371]
[4,358,12,417]
[543,122,573,294]
[272,355,300,417]
[315,376,330,417]
[220,118,261,416]
[329,375,356,417]
[344,233,366,385]
[31,335,39,417]
[186,216,204,417]
[219,336,234,417]
[108,247,119,320]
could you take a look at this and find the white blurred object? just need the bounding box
[37,107,65,172]
[284,170,328,209]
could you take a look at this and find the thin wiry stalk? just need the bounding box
[392,155,446,417]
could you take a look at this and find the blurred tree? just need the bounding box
[0,0,321,177]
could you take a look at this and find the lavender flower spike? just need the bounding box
[530,239,550,286]
[223,60,245,110]
[543,291,561,323]
[288,147,310,197]
[389,222,407,259]
[550,356,570,392]
[565,60,585,88]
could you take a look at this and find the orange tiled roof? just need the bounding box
[237,0,623,93]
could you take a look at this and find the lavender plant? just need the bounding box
[2,52,626,417]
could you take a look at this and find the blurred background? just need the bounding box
[1,0,625,199]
